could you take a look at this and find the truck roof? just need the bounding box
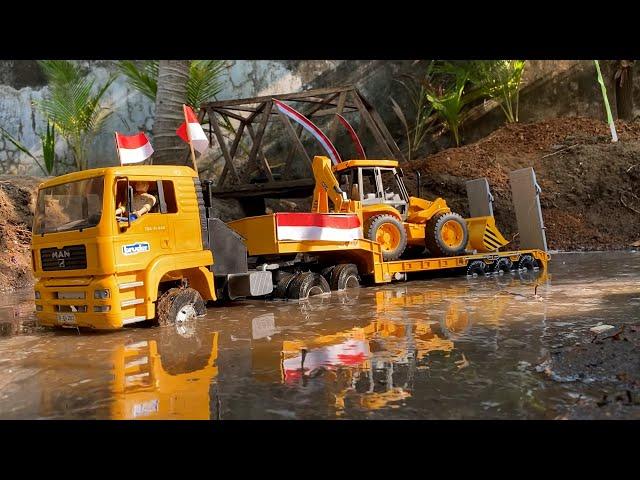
[333,159,399,172]
[38,165,198,189]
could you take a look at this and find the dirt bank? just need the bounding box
[0,176,40,293]
[537,321,640,419]
[407,116,640,251]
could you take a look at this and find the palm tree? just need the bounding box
[151,60,190,165]
[118,60,227,165]
[35,60,115,171]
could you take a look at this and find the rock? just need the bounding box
[590,324,615,334]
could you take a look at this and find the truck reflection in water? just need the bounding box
[107,269,547,419]
[110,332,219,420]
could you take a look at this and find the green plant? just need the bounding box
[0,121,57,176]
[468,60,526,123]
[35,60,115,170]
[116,60,158,101]
[117,60,226,110]
[391,61,438,161]
[423,62,480,146]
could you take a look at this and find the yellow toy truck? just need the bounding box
[31,163,548,330]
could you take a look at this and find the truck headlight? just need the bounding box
[35,305,43,311]
[34,291,41,300]
[93,305,111,313]
[94,289,110,300]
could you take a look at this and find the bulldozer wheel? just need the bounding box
[425,212,469,257]
[286,272,331,300]
[492,257,513,274]
[466,260,487,277]
[366,214,407,261]
[329,264,360,291]
[156,287,206,327]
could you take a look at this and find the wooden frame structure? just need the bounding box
[198,85,404,200]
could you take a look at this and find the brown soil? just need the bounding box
[406,116,640,251]
[0,176,41,293]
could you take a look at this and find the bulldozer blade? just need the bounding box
[465,216,510,252]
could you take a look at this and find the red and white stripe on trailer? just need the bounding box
[275,213,362,242]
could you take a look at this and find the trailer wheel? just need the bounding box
[425,212,469,257]
[366,214,407,261]
[329,264,360,291]
[274,272,296,299]
[466,260,487,277]
[286,272,330,300]
[156,287,206,327]
[492,257,513,274]
[516,254,536,271]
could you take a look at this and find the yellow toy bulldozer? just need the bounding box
[311,156,509,261]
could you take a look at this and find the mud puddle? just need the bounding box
[0,251,638,419]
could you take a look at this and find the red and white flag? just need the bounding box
[114,132,154,165]
[273,99,342,165]
[176,104,209,154]
[275,213,362,242]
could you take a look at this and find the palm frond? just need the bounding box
[187,60,227,109]
[116,60,158,100]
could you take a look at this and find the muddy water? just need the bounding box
[0,251,638,419]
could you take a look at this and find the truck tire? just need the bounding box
[492,257,513,274]
[156,287,206,327]
[274,272,296,299]
[366,214,407,261]
[286,272,330,300]
[466,260,487,277]
[516,254,536,271]
[425,212,469,257]
[329,264,360,291]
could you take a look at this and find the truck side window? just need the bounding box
[161,181,178,213]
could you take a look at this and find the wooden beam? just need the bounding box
[218,120,246,187]
[361,92,406,162]
[212,178,316,199]
[351,90,395,159]
[246,101,274,181]
[328,91,347,144]
[210,110,240,184]
[202,85,355,108]
[246,123,273,180]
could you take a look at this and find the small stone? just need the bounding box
[590,324,615,334]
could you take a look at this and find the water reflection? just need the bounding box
[111,332,219,420]
[4,252,637,420]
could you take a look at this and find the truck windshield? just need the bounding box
[33,176,104,234]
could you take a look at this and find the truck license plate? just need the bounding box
[57,313,76,325]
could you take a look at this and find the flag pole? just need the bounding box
[183,104,199,174]
[114,132,123,166]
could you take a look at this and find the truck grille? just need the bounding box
[40,245,87,271]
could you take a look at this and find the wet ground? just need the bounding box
[0,251,638,420]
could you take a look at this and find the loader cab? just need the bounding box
[335,160,410,218]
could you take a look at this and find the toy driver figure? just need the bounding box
[115,181,156,221]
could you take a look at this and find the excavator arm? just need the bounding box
[311,156,349,213]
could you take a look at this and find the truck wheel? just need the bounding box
[286,272,330,300]
[156,287,206,327]
[274,272,296,299]
[366,214,407,261]
[492,257,513,274]
[329,264,360,291]
[425,212,469,257]
[516,254,536,271]
[466,260,487,277]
